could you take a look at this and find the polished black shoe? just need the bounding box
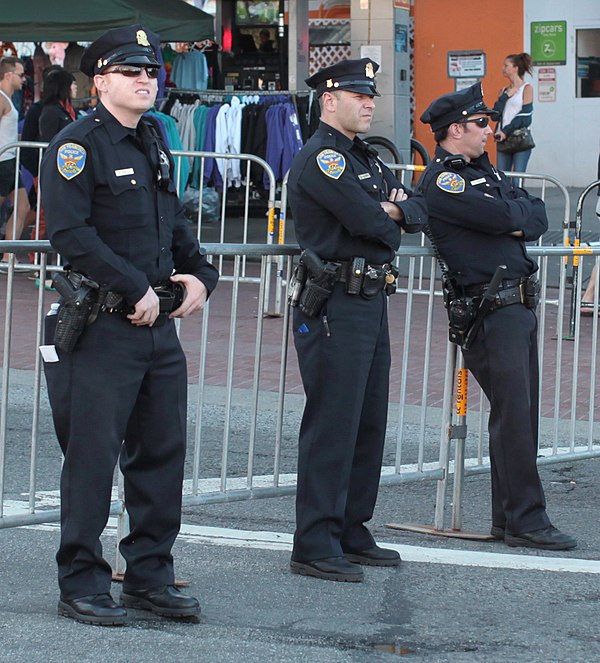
[121,585,201,618]
[290,556,364,582]
[505,525,577,551]
[490,526,505,541]
[343,544,401,567]
[58,593,128,626]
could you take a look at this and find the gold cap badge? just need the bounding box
[365,62,374,79]
[136,30,150,47]
[326,78,334,88]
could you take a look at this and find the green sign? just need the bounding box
[531,21,567,66]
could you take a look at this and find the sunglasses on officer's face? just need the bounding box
[103,65,160,79]
[458,117,490,128]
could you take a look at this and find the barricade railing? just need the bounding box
[1,242,599,544]
[0,142,284,315]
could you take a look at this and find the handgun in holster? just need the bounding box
[297,248,339,317]
[52,272,98,353]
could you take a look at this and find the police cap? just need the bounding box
[80,24,160,77]
[420,83,497,131]
[306,58,380,97]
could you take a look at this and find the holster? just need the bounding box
[52,272,99,353]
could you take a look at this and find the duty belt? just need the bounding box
[462,277,536,311]
[335,261,388,283]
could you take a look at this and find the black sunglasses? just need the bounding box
[104,65,160,79]
[458,116,490,128]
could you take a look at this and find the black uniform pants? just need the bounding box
[462,304,550,535]
[291,285,390,561]
[43,312,188,599]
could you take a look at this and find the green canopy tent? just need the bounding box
[0,0,214,42]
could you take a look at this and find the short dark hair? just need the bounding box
[0,56,23,80]
[434,126,449,144]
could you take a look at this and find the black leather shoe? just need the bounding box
[290,556,364,582]
[343,544,401,567]
[505,525,577,551]
[58,593,128,626]
[490,526,505,540]
[121,585,201,618]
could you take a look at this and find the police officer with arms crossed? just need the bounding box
[287,59,427,582]
[418,83,575,550]
[40,25,219,625]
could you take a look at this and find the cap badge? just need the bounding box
[97,58,103,68]
[326,79,334,88]
[365,62,375,79]
[316,149,346,180]
[136,30,150,47]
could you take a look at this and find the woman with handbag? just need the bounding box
[493,52,535,173]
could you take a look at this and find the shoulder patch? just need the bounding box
[316,149,346,179]
[57,143,87,180]
[436,171,465,194]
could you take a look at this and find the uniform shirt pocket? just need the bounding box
[106,177,153,228]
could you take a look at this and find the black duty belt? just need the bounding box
[462,277,536,311]
[335,261,387,283]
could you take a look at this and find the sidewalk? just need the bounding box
[2,455,600,662]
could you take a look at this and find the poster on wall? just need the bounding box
[538,68,557,102]
[447,51,486,78]
[531,21,567,66]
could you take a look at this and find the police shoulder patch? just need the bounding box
[316,149,346,179]
[57,142,87,180]
[436,171,465,194]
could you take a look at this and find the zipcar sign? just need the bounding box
[531,21,567,66]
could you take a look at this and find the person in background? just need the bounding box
[580,150,600,316]
[0,56,31,267]
[493,52,534,173]
[38,69,77,142]
[258,29,275,53]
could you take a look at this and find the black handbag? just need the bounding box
[496,127,535,154]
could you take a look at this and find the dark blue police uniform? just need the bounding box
[288,59,427,572]
[418,146,549,535]
[419,84,576,549]
[40,28,219,606]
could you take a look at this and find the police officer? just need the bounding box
[287,59,427,582]
[419,83,576,550]
[40,25,219,625]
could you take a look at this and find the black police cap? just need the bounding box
[420,83,497,131]
[306,58,380,97]
[80,24,160,77]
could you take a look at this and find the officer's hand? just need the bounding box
[388,187,408,203]
[169,274,208,318]
[509,230,524,237]
[128,286,160,326]
[496,130,507,142]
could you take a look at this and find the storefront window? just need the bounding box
[576,28,600,98]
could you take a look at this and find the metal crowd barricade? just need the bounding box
[2,163,599,560]
[0,142,283,314]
